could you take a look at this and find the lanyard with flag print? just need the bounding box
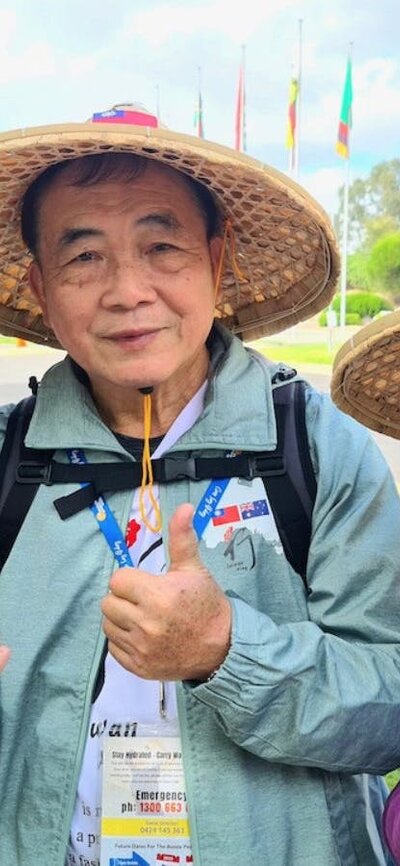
[67,450,230,727]
[67,449,133,568]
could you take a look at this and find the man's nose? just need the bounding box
[102,259,157,307]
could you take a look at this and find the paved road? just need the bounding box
[0,347,66,404]
[0,346,399,482]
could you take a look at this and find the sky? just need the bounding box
[0,0,398,221]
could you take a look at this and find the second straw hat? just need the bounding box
[331,310,400,440]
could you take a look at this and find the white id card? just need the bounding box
[100,735,193,866]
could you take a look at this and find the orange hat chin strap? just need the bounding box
[213,219,249,301]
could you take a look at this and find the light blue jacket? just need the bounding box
[1,325,400,865]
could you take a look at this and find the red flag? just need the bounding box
[235,58,246,151]
[212,505,241,526]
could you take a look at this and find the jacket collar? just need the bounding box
[25,324,279,453]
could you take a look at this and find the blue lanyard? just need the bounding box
[192,478,230,539]
[67,449,133,568]
[67,449,229,559]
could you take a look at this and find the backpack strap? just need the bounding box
[0,380,317,583]
[266,379,317,584]
[49,451,285,519]
[0,396,53,571]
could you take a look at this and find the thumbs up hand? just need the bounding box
[0,646,10,673]
[102,503,232,681]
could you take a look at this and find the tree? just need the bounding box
[347,250,373,291]
[336,160,400,250]
[367,233,400,303]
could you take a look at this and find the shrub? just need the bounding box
[345,312,361,325]
[319,292,393,326]
[367,233,400,302]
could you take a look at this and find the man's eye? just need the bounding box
[150,243,177,253]
[71,251,99,264]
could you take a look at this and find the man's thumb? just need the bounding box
[168,503,203,572]
[0,645,10,672]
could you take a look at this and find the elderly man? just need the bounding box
[0,105,399,866]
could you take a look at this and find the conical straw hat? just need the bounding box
[0,104,340,348]
[331,310,400,439]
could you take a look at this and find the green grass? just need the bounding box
[256,342,337,366]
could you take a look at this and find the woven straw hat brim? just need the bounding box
[331,310,400,439]
[0,122,340,348]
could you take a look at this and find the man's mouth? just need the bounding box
[102,328,164,347]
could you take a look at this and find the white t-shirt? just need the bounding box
[66,383,207,866]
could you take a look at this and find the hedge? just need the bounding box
[319,292,393,326]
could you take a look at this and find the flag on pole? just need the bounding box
[336,58,353,158]
[286,77,299,170]
[194,88,204,138]
[235,50,246,151]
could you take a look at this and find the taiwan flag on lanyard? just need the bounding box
[212,505,241,526]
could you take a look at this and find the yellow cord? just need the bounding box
[214,219,249,300]
[139,393,163,533]
[138,221,246,536]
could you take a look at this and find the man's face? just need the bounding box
[29,159,222,398]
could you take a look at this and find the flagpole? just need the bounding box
[288,132,293,174]
[294,18,303,180]
[195,65,204,138]
[339,157,350,334]
[155,85,161,121]
[235,45,246,152]
[339,42,353,336]
[198,65,202,136]
[241,44,247,153]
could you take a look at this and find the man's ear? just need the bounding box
[209,235,224,302]
[29,261,50,326]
